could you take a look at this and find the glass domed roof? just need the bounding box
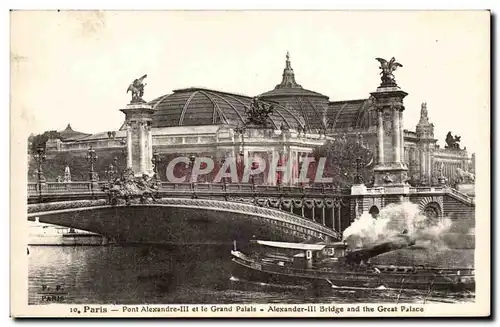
[148,87,305,129]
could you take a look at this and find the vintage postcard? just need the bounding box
[10,10,490,318]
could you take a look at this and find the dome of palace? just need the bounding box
[148,87,306,129]
[258,52,331,131]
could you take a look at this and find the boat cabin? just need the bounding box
[248,240,348,269]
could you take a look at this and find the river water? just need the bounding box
[28,245,475,305]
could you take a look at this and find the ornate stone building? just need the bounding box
[39,53,473,187]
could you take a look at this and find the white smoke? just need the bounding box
[342,202,454,250]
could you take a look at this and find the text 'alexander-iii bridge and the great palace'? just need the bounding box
[27,53,475,245]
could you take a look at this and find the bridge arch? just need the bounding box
[28,198,340,245]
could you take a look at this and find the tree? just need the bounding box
[28,130,61,153]
[313,137,374,188]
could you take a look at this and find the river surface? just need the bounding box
[28,245,475,305]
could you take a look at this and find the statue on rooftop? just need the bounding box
[375,57,403,87]
[445,131,462,149]
[127,74,147,103]
[245,97,274,127]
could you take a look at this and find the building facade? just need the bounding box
[37,53,473,187]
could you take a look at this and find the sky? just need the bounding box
[10,10,489,154]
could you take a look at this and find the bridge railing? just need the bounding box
[27,182,108,195]
[445,186,475,205]
[27,181,347,197]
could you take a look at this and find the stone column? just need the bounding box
[428,149,432,183]
[377,110,384,165]
[331,207,335,231]
[393,109,401,164]
[126,123,133,168]
[420,148,426,183]
[120,102,155,176]
[322,206,325,226]
[139,122,145,173]
[399,111,405,165]
[147,123,153,172]
[337,206,341,233]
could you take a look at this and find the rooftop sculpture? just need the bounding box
[245,97,274,127]
[445,131,462,150]
[126,74,148,103]
[375,57,403,87]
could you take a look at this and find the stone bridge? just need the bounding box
[28,182,353,235]
[27,181,475,246]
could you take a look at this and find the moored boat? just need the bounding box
[28,220,107,246]
[230,236,475,293]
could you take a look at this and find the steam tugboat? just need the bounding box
[230,233,475,293]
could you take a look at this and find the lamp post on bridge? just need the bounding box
[151,152,160,179]
[104,163,115,183]
[220,155,228,201]
[354,157,363,185]
[86,145,98,197]
[113,156,118,174]
[189,154,197,199]
[34,146,46,202]
[151,151,161,198]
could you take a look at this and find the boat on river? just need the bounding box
[28,220,107,246]
[230,234,475,293]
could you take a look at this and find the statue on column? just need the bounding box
[127,74,148,103]
[63,165,71,182]
[421,102,428,117]
[375,57,403,87]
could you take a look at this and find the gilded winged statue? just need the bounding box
[127,74,148,103]
[375,57,403,86]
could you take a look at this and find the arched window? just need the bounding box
[369,206,379,219]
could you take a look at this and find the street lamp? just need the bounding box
[250,161,258,187]
[276,152,283,189]
[189,154,197,198]
[105,163,115,183]
[34,146,46,201]
[151,152,160,179]
[354,156,363,185]
[86,146,98,195]
[113,156,118,173]
[220,156,227,200]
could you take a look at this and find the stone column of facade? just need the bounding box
[420,148,426,184]
[126,123,133,168]
[399,111,405,165]
[337,206,341,233]
[428,149,433,184]
[139,122,145,173]
[377,110,384,165]
[322,206,326,226]
[147,122,153,173]
[331,208,335,231]
[393,109,401,164]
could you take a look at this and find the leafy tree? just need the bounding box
[313,137,374,188]
[28,131,62,153]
